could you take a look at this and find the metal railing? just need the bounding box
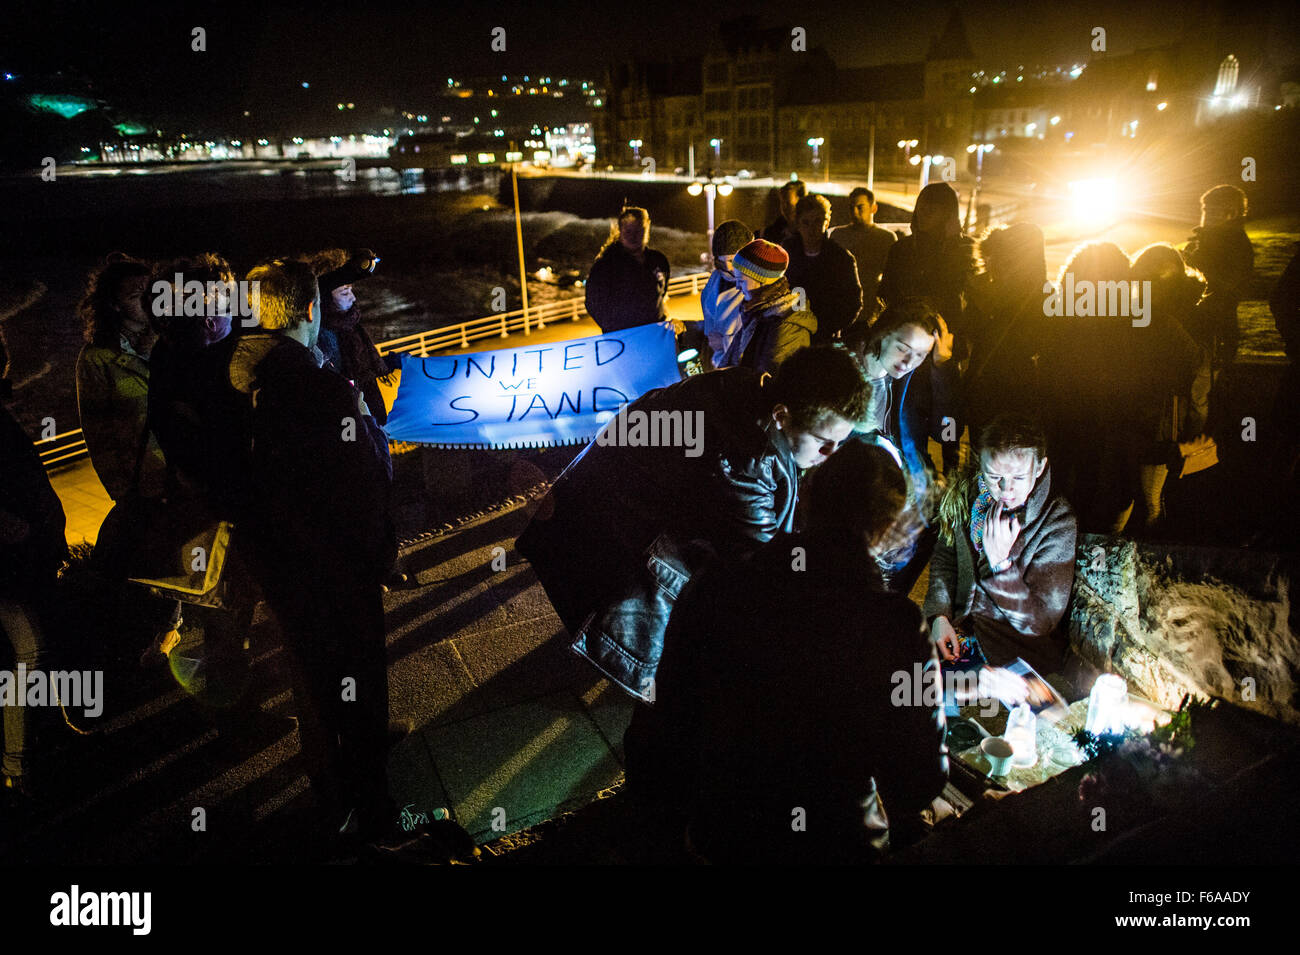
[375,272,706,358]
[36,271,709,470]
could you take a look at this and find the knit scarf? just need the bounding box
[740,276,798,319]
[969,473,996,555]
[325,304,388,383]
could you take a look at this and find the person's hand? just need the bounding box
[932,314,954,365]
[660,318,686,336]
[978,666,1029,705]
[931,615,960,662]
[982,500,1021,569]
[356,392,372,419]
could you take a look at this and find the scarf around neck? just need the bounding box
[740,276,798,319]
[969,473,996,555]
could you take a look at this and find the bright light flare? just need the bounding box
[1068,177,1121,227]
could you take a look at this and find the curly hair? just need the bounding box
[78,257,152,347]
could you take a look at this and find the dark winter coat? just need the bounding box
[782,233,863,343]
[1182,219,1253,363]
[640,532,948,863]
[830,222,897,318]
[515,368,799,700]
[0,405,67,601]
[584,243,671,333]
[878,232,978,337]
[227,334,395,590]
[147,333,256,522]
[728,282,818,374]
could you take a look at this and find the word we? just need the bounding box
[152,276,259,322]
[0,665,102,718]
[596,408,705,458]
[1042,276,1152,327]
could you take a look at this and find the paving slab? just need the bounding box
[423,691,623,841]
[452,616,596,712]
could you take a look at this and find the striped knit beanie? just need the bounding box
[733,238,789,286]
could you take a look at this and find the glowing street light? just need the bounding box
[807,136,824,170]
[897,138,918,169]
[709,137,723,161]
[688,171,731,245]
[628,138,643,162]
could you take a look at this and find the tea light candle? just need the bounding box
[1005,702,1037,768]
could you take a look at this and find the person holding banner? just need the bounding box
[584,207,671,334]
[516,346,871,703]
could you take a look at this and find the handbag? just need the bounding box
[120,410,234,606]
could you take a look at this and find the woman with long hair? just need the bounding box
[843,297,956,594]
[75,256,184,665]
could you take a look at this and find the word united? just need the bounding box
[0,665,102,718]
[595,409,705,457]
[50,886,151,935]
[1042,276,1152,327]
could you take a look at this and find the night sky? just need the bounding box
[3,0,1297,126]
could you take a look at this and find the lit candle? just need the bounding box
[1006,702,1037,768]
[1085,674,1128,736]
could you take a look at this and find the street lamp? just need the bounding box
[629,139,643,164]
[964,143,994,232]
[897,138,918,167]
[688,170,732,247]
[807,136,824,178]
[709,138,722,162]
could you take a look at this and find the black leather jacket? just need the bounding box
[516,367,799,699]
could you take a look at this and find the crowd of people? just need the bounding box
[1,172,1295,862]
[0,248,434,851]
[522,179,1298,861]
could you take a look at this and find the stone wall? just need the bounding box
[1068,535,1299,725]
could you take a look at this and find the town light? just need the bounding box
[1156,102,1168,111]
[687,181,703,196]
[1068,177,1120,227]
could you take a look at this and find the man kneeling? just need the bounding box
[515,346,870,701]
[634,440,949,863]
[925,414,1078,677]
